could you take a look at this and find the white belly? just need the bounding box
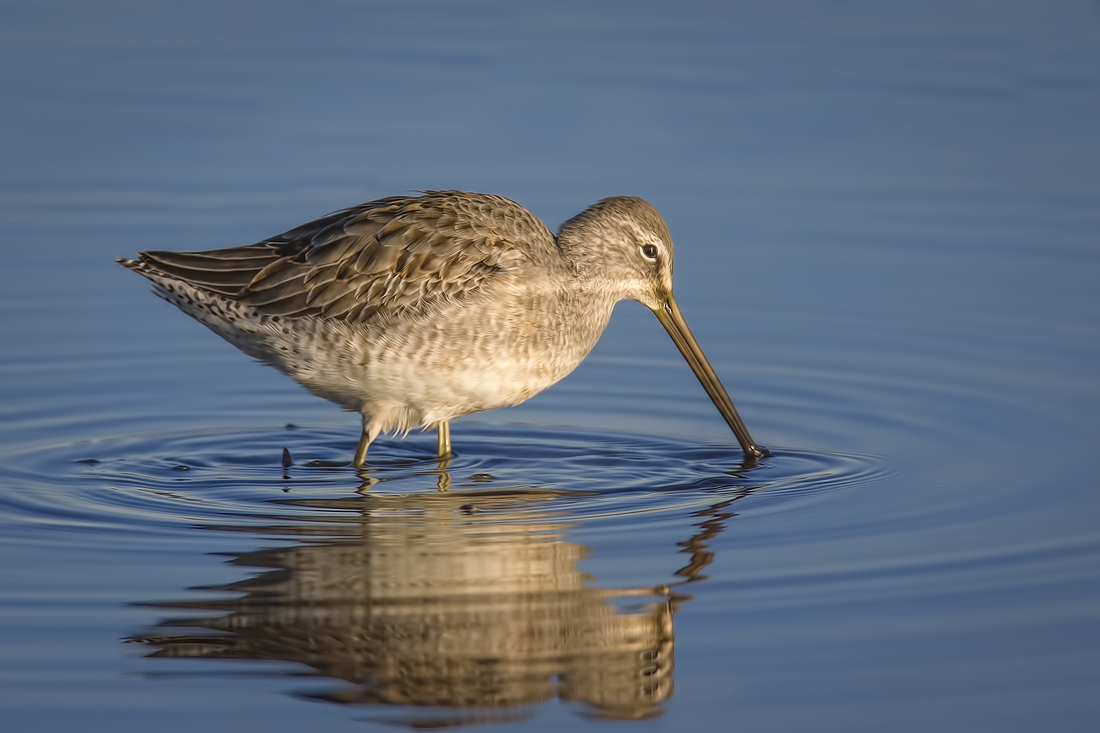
[248,291,614,435]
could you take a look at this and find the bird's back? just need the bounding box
[120,190,560,325]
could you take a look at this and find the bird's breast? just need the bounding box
[341,286,615,422]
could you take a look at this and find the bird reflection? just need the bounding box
[130,483,743,726]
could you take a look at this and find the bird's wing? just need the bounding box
[131,191,556,322]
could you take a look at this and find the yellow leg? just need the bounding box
[352,428,370,468]
[352,417,377,469]
[437,421,452,460]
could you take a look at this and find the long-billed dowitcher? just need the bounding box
[119,191,768,466]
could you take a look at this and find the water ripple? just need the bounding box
[0,422,886,543]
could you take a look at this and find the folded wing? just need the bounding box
[130,191,554,322]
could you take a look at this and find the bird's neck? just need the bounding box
[555,222,614,286]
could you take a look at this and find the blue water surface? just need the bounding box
[1,1,1099,731]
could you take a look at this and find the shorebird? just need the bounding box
[119,191,768,467]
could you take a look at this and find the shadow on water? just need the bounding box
[127,484,745,727]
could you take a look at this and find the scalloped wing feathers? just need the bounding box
[131,191,556,322]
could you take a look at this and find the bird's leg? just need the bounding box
[437,421,452,460]
[352,417,379,469]
[352,431,370,468]
[435,422,452,491]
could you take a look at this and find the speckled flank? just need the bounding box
[118,190,759,465]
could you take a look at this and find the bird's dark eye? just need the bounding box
[641,244,658,259]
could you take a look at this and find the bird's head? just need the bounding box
[558,196,768,462]
[557,196,675,309]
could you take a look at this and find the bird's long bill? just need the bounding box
[654,294,769,460]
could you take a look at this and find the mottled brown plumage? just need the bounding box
[119,190,766,467]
